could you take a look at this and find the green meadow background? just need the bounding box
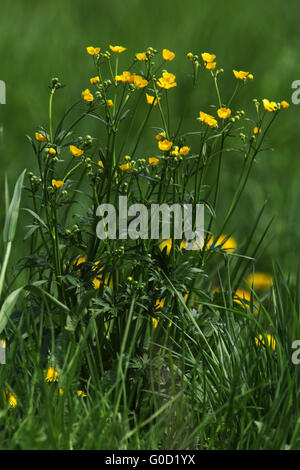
[0,0,299,273]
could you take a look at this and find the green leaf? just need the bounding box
[3,169,26,243]
[0,287,23,334]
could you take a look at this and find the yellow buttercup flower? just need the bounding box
[45,366,59,383]
[52,179,64,189]
[205,62,216,70]
[155,131,166,141]
[233,70,251,80]
[107,99,114,108]
[86,46,100,55]
[179,146,190,156]
[132,74,148,88]
[157,72,177,89]
[136,52,147,61]
[115,71,133,83]
[233,289,251,307]
[152,317,158,329]
[77,390,87,397]
[209,234,237,252]
[35,132,49,142]
[146,93,160,106]
[262,99,278,112]
[73,255,87,270]
[198,111,218,128]
[162,49,175,61]
[158,139,173,151]
[90,76,100,84]
[82,88,94,102]
[70,145,84,157]
[246,272,273,290]
[187,52,193,59]
[93,273,112,290]
[171,146,180,156]
[98,160,104,168]
[3,389,17,408]
[180,239,203,251]
[217,107,231,119]
[248,74,254,80]
[280,100,289,109]
[159,238,172,255]
[255,334,276,351]
[201,52,216,63]
[48,147,57,156]
[155,298,165,312]
[253,127,261,135]
[119,162,132,171]
[110,45,126,53]
[148,157,160,166]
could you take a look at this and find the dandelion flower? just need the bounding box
[158,139,173,151]
[246,272,273,290]
[45,366,59,383]
[253,127,261,135]
[3,389,17,408]
[110,45,126,53]
[210,234,237,252]
[107,99,114,108]
[159,238,172,255]
[217,107,231,119]
[233,289,251,306]
[70,145,84,157]
[155,298,165,312]
[255,334,276,351]
[98,160,104,168]
[86,46,100,55]
[162,49,175,61]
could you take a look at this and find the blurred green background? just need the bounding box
[0,0,299,273]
